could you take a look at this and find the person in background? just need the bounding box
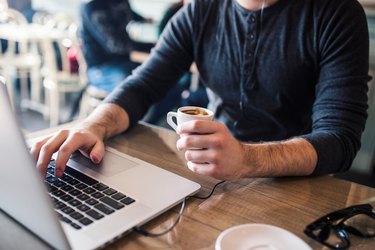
[80,0,153,94]
[33,0,370,181]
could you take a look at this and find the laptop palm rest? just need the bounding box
[68,151,137,177]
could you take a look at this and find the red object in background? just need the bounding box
[67,46,79,74]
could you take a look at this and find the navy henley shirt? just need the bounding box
[105,0,370,175]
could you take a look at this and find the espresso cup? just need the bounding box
[167,106,214,131]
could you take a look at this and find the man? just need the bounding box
[32,0,370,181]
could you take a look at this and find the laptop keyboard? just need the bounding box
[45,160,136,230]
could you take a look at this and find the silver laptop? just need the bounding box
[0,81,200,250]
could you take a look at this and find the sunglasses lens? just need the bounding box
[344,214,375,237]
[310,225,348,248]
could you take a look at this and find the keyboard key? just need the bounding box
[67,179,80,186]
[53,180,66,188]
[70,222,81,230]
[56,212,64,219]
[92,192,104,199]
[47,167,55,175]
[61,216,72,224]
[61,175,73,182]
[55,201,67,210]
[94,204,114,215]
[69,211,84,220]
[92,183,108,191]
[60,194,74,202]
[61,207,75,215]
[61,185,74,192]
[120,197,135,205]
[50,196,58,204]
[65,166,98,186]
[79,217,93,226]
[46,184,58,193]
[111,192,126,200]
[100,197,124,210]
[85,198,99,206]
[76,204,90,212]
[68,199,82,207]
[77,194,90,201]
[83,187,96,194]
[69,189,82,197]
[46,176,58,183]
[86,210,104,220]
[52,190,66,197]
[103,188,117,196]
[76,183,88,190]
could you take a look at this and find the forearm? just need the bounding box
[242,138,317,177]
[81,103,130,141]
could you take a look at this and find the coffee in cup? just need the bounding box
[167,106,214,131]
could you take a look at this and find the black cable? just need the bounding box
[133,197,186,237]
[189,180,226,199]
[133,180,226,237]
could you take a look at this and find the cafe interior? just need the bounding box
[2,0,375,249]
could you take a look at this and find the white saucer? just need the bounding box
[215,223,312,250]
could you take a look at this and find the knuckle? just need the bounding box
[184,136,194,146]
[34,140,45,149]
[212,137,225,149]
[71,129,83,137]
[57,129,69,136]
[209,168,218,177]
[59,144,73,154]
[177,138,186,150]
[40,143,52,153]
[37,159,49,169]
[185,151,192,161]
[210,153,221,165]
[209,165,222,178]
[190,120,201,129]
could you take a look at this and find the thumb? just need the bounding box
[90,141,105,164]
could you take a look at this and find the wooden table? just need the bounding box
[2,122,375,249]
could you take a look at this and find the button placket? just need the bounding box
[243,13,259,90]
[244,14,257,74]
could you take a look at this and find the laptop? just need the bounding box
[0,81,201,250]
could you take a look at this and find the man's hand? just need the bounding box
[31,125,106,178]
[30,103,130,178]
[176,120,317,180]
[176,120,247,180]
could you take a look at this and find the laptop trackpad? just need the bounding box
[68,151,139,177]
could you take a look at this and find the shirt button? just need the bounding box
[248,15,256,23]
[250,34,255,40]
[244,70,250,75]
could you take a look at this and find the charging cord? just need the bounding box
[133,180,226,237]
[133,197,186,237]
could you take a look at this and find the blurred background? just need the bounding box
[1,0,375,187]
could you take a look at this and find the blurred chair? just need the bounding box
[79,86,108,118]
[0,0,7,11]
[78,50,147,119]
[32,10,53,26]
[0,8,41,109]
[41,26,87,126]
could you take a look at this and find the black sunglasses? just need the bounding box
[304,204,375,249]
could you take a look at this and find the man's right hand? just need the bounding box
[30,103,131,178]
[30,124,106,178]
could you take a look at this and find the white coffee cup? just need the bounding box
[167,106,214,131]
